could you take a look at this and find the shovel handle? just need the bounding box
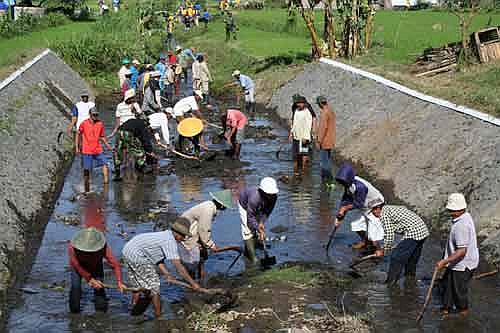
[416,267,440,322]
[349,254,378,268]
[325,226,338,257]
[101,283,144,293]
[473,269,499,280]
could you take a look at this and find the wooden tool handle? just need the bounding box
[473,269,498,280]
[416,267,440,322]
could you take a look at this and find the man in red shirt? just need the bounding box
[220,107,247,160]
[69,227,125,313]
[76,107,113,192]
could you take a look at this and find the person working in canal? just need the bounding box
[436,193,479,317]
[369,198,429,286]
[178,190,237,281]
[122,217,201,317]
[238,177,279,264]
[220,107,247,160]
[67,92,95,136]
[109,89,143,138]
[315,96,335,181]
[289,95,316,174]
[334,162,385,250]
[75,107,113,193]
[225,70,255,114]
[68,227,125,313]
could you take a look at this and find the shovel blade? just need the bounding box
[130,294,152,316]
[260,255,277,268]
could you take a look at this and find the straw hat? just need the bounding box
[71,227,106,252]
[124,89,136,101]
[177,117,204,137]
[210,190,233,208]
[171,217,192,237]
[446,193,467,211]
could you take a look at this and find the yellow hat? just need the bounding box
[177,117,204,137]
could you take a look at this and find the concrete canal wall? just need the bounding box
[0,50,91,324]
[268,61,500,264]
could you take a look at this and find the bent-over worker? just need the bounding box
[220,107,247,160]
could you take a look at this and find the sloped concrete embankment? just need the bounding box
[0,50,92,324]
[268,62,500,263]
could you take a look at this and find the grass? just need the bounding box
[250,266,318,285]
[0,21,96,79]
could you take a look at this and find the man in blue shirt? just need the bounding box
[229,70,255,113]
[201,8,210,29]
[130,59,140,90]
[155,55,167,93]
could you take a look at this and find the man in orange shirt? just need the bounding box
[315,96,336,181]
[76,108,113,192]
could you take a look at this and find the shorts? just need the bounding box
[292,139,311,158]
[233,127,245,143]
[82,153,107,171]
[124,259,160,295]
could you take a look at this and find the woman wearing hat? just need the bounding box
[436,193,479,316]
[289,95,316,174]
[177,116,207,156]
[109,89,143,138]
[178,190,237,280]
[122,218,201,317]
[238,177,279,264]
[68,227,125,313]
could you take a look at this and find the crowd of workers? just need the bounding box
[66,3,480,321]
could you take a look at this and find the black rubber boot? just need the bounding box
[244,239,258,265]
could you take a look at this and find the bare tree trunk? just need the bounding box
[297,3,323,59]
[324,0,336,58]
[384,0,392,9]
[364,5,375,49]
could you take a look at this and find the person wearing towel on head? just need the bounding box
[68,227,125,313]
[334,162,385,251]
[238,177,279,264]
[122,217,201,317]
[289,95,316,173]
[220,107,247,160]
[177,190,235,280]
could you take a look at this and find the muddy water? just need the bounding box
[7,96,500,332]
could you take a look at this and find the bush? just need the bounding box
[0,12,70,38]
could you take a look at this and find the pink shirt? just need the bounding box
[226,109,247,130]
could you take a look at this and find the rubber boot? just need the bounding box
[244,239,258,265]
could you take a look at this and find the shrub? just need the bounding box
[0,12,70,38]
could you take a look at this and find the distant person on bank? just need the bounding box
[75,107,113,193]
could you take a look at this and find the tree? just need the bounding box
[293,0,324,59]
[337,0,376,58]
[443,0,480,62]
[322,0,337,58]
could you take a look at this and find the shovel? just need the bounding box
[416,267,440,323]
[260,239,277,268]
[325,225,338,257]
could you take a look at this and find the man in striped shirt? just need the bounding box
[122,217,200,317]
[369,198,430,286]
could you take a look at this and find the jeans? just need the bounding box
[441,268,474,311]
[386,238,426,285]
[319,149,332,179]
[69,269,108,313]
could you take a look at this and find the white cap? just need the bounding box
[446,193,467,211]
[232,70,240,77]
[193,90,203,98]
[132,59,141,65]
[124,89,136,101]
[175,45,182,51]
[259,177,279,195]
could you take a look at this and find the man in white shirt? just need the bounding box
[172,90,203,120]
[67,93,95,134]
[109,89,143,138]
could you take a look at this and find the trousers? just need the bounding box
[386,238,426,285]
[69,269,107,313]
[319,149,332,179]
[441,267,474,311]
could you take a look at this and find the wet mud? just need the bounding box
[6,91,500,332]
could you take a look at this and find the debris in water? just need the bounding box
[20,287,40,294]
[54,214,80,226]
[270,225,289,234]
[41,281,66,292]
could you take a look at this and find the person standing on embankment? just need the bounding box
[238,177,279,264]
[436,193,479,317]
[75,108,113,193]
[315,95,335,181]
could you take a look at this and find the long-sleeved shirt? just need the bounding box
[142,86,161,115]
[239,186,277,231]
[120,118,154,153]
[68,243,122,284]
[192,60,201,81]
[380,205,430,253]
[317,108,336,150]
[181,201,218,250]
[130,66,138,89]
[199,62,212,82]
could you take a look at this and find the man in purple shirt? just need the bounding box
[238,177,279,263]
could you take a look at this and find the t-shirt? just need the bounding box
[72,101,95,130]
[181,201,218,250]
[79,119,104,155]
[173,96,199,118]
[236,74,254,91]
[122,230,180,265]
[226,109,247,129]
[444,212,479,271]
[115,102,141,125]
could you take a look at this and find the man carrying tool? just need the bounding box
[228,70,255,113]
[238,177,279,264]
[68,227,126,313]
[315,96,335,181]
[369,198,429,286]
[113,117,158,179]
[122,217,201,317]
[67,93,95,135]
[178,190,236,280]
[220,107,247,160]
[436,193,479,316]
[76,107,113,193]
[334,162,385,251]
